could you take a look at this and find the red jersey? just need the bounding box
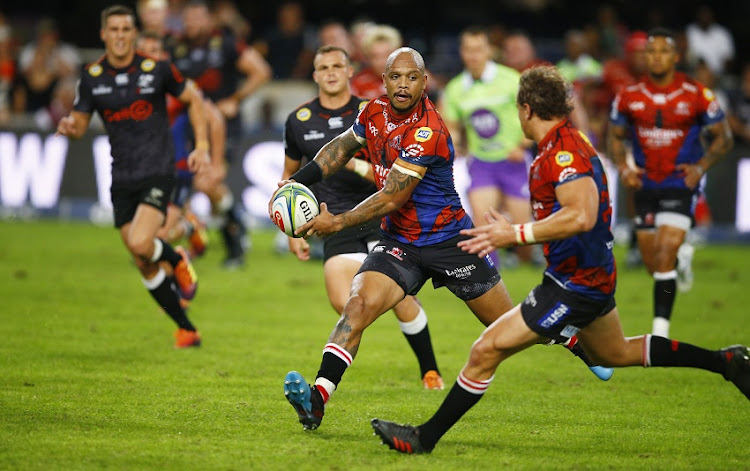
[350,67,384,101]
[352,94,470,246]
[610,72,725,189]
[530,119,616,299]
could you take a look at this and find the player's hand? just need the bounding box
[216,97,239,119]
[187,148,210,173]
[56,115,76,137]
[295,202,339,238]
[193,163,225,192]
[676,163,704,189]
[288,237,310,261]
[268,180,295,221]
[619,165,644,190]
[458,207,515,257]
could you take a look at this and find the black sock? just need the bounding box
[654,276,677,320]
[316,350,350,387]
[565,337,596,367]
[418,380,486,450]
[145,270,195,331]
[403,327,439,377]
[647,335,726,374]
[153,238,182,267]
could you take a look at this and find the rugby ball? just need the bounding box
[272,182,320,238]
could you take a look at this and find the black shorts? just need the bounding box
[521,277,616,344]
[171,175,194,207]
[111,175,174,228]
[323,221,381,262]
[633,188,696,230]
[357,234,501,301]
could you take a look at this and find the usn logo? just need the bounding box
[538,302,570,329]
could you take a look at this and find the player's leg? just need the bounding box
[496,158,536,264]
[372,305,541,453]
[576,308,749,399]
[391,296,443,389]
[502,194,536,263]
[120,199,200,347]
[285,270,407,430]
[466,158,504,267]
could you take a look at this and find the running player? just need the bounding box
[607,28,733,337]
[57,5,205,348]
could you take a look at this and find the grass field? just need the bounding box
[1,219,749,470]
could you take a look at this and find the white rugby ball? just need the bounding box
[271,182,320,238]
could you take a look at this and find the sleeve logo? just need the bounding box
[414,127,433,142]
[703,88,715,101]
[555,151,574,167]
[88,64,103,77]
[358,100,368,110]
[141,59,156,72]
[296,107,311,121]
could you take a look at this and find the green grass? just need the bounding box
[1,220,749,470]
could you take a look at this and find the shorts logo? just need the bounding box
[386,246,404,260]
[145,187,164,207]
[555,151,574,167]
[445,264,476,280]
[538,302,570,329]
[88,64,103,77]
[372,245,385,253]
[141,59,156,72]
[525,289,537,307]
[296,107,311,121]
[414,127,433,142]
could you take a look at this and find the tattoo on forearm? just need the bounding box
[315,132,363,177]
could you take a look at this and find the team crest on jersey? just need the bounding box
[296,107,311,121]
[141,59,156,72]
[555,151,574,167]
[414,127,433,142]
[88,64,103,77]
[703,88,715,101]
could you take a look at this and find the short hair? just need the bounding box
[517,65,573,120]
[101,5,136,29]
[385,47,425,73]
[315,45,351,62]
[647,27,676,47]
[138,30,163,43]
[460,25,489,39]
[361,24,402,55]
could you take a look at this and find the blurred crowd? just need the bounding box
[0,0,749,152]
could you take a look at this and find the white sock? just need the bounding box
[398,307,427,335]
[652,317,670,338]
[149,238,163,263]
[141,267,166,289]
[314,377,336,402]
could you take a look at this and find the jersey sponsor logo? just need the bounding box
[386,246,404,261]
[629,101,645,111]
[92,84,112,96]
[469,108,500,138]
[368,122,379,136]
[137,74,155,94]
[637,126,684,147]
[558,166,578,183]
[403,143,424,159]
[414,127,433,142]
[115,73,129,86]
[141,59,156,72]
[554,151,574,167]
[296,107,311,121]
[538,302,570,329]
[102,99,154,122]
[88,64,103,77]
[445,263,476,279]
[328,116,344,129]
[303,130,325,141]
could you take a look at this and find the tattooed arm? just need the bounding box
[313,128,367,178]
[295,158,427,238]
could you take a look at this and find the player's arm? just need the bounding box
[677,118,733,189]
[344,157,375,183]
[297,158,425,238]
[607,121,643,189]
[56,111,92,139]
[217,47,272,118]
[458,176,599,256]
[177,80,210,172]
[281,155,302,181]
[285,128,365,188]
[192,98,227,192]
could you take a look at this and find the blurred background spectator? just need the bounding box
[350,24,402,100]
[0,11,16,125]
[685,4,735,78]
[253,1,316,79]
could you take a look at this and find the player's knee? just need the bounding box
[467,335,503,369]
[340,295,375,330]
[126,236,154,260]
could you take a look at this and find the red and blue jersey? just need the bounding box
[352,94,471,246]
[530,119,616,300]
[610,72,725,190]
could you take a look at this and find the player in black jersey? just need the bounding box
[57,5,207,348]
[169,1,272,268]
[282,45,444,390]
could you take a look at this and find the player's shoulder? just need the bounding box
[676,72,709,96]
[134,52,163,73]
[81,56,106,81]
[288,97,319,123]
